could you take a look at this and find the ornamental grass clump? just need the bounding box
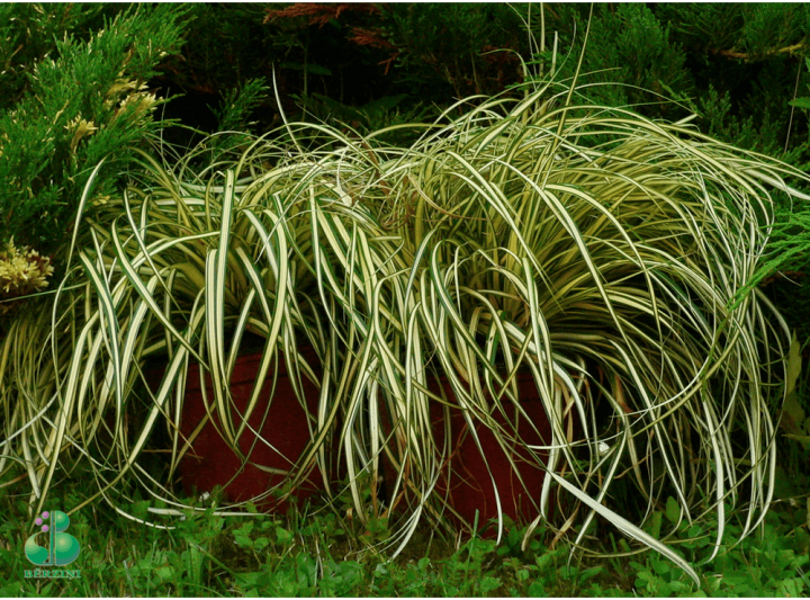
[0,130,411,532]
[303,94,792,575]
[272,81,810,569]
[2,76,810,579]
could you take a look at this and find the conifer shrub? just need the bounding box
[0,4,189,262]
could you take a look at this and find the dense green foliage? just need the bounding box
[0,4,188,257]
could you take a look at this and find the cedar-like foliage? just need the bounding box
[0,4,189,258]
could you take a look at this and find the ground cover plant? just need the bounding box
[0,477,807,597]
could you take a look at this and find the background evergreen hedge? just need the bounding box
[6,3,810,254]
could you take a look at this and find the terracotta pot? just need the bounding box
[173,345,327,509]
[378,368,572,528]
[428,370,559,527]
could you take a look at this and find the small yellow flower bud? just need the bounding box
[0,239,55,313]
